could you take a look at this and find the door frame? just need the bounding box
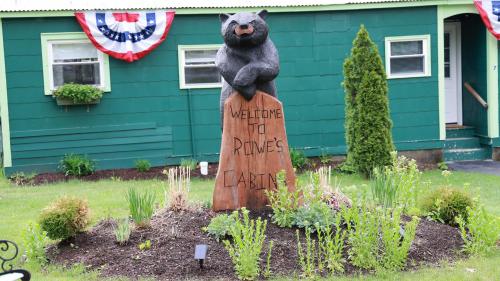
[444,21,463,126]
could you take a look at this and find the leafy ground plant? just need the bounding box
[59,154,95,176]
[114,218,131,245]
[317,214,346,275]
[9,172,37,186]
[265,171,300,228]
[126,188,156,228]
[204,213,236,242]
[296,227,317,278]
[456,206,500,256]
[289,148,308,170]
[22,222,49,265]
[223,208,268,281]
[134,159,151,172]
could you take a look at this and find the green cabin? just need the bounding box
[0,0,499,175]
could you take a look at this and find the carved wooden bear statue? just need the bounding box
[215,10,280,125]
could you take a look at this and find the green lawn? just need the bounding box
[0,170,499,280]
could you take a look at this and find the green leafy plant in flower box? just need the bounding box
[53,83,103,105]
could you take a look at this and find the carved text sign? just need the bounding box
[213,91,296,211]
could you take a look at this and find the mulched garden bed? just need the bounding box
[25,164,219,186]
[48,209,464,281]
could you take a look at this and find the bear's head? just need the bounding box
[219,10,269,47]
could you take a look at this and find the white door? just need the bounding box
[444,22,462,124]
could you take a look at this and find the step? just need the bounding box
[445,137,481,149]
[446,127,475,138]
[444,147,491,162]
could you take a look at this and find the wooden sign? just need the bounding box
[213,91,296,211]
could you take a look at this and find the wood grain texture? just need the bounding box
[213,91,296,211]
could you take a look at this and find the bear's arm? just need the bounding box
[215,47,236,85]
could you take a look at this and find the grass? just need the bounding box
[0,170,499,280]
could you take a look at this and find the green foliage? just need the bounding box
[59,154,95,177]
[422,187,474,226]
[9,171,37,186]
[126,188,156,228]
[438,162,449,171]
[316,214,346,275]
[180,158,197,170]
[223,208,268,281]
[22,222,49,265]
[138,240,151,251]
[263,241,274,279]
[343,25,394,177]
[114,218,131,245]
[296,228,317,279]
[293,201,334,232]
[319,150,332,165]
[344,205,379,270]
[134,159,151,172]
[265,171,300,228]
[289,148,308,170]
[204,213,236,242]
[456,206,500,256]
[53,83,103,104]
[371,152,421,210]
[379,209,420,272]
[38,196,90,240]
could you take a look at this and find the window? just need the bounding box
[41,33,110,95]
[178,45,222,89]
[385,35,431,79]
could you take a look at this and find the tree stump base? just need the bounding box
[213,91,296,211]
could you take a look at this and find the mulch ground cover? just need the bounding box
[48,209,464,281]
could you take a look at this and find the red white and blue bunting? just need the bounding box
[475,0,500,39]
[75,11,175,62]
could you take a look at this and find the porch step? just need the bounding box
[444,137,481,149]
[446,126,475,138]
[444,147,491,161]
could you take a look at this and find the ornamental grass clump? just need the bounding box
[39,196,90,240]
[456,206,500,256]
[165,167,191,211]
[126,188,156,228]
[223,208,268,281]
[114,218,131,245]
[53,83,103,104]
[343,25,394,177]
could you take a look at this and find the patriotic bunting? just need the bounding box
[475,0,500,40]
[75,11,175,62]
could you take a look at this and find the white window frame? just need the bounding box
[385,35,431,79]
[41,32,111,95]
[178,44,222,89]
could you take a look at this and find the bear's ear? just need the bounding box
[257,10,268,19]
[219,13,230,23]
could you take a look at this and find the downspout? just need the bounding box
[187,89,197,159]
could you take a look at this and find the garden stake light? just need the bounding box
[194,244,208,269]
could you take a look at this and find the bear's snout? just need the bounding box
[235,24,254,36]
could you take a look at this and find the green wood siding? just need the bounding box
[2,7,441,174]
[461,16,488,137]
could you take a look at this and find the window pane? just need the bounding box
[390,57,424,75]
[185,49,217,65]
[185,66,221,85]
[391,40,423,56]
[52,43,98,63]
[53,63,100,87]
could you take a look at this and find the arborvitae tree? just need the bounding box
[343,25,394,176]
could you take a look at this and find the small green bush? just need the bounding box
[344,205,379,270]
[223,208,268,281]
[126,188,156,228]
[293,201,334,232]
[22,222,49,265]
[456,206,500,256]
[134,159,151,172]
[180,158,197,170]
[422,187,474,226]
[265,171,300,228]
[39,197,90,240]
[289,148,308,170]
[204,213,236,242]
[53,83,103,104]
[59,154,95,177]
[114,218,131,245]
